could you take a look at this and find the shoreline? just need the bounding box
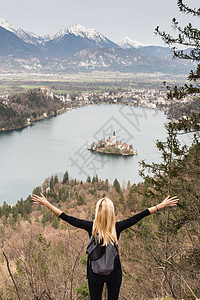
[0,102,165,134]
[0,107,70,134]
[88,148,137,156]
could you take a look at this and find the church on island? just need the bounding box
[89,131,137,156]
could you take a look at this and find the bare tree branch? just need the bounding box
[2,251,21,300]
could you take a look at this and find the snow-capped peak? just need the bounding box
[52,24,107,43]
[119,36,149,49]
[0,18,18,32]
[0,18,46,44]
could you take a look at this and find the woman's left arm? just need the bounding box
[148,195,179,214]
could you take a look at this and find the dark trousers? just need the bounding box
[87,266,122,300]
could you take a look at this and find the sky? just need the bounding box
[1,0,199,46]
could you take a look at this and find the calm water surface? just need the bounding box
[0,104,169,205]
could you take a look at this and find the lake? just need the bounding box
[0,104,171,205]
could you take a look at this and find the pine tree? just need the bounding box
[113,178,121,194]
[63,170,69,184]
[52,215,59,229]
[139,121,199,299]
[155,0,200,138]
[77,194,85,206]
[155,0,200,99]
[54,175,59,185]
[50,176,54,190]
[86,175,91,183]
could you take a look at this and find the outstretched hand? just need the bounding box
[31,193,49,206]
[161,195,179,208]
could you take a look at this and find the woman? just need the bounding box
[31,193,179,300]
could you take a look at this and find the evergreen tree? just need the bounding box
[128,184,137,211]
[155,0,200,99]
[54,175,59,185]
[113,178,121,194]
[155,0,200,135]
[52,215,59,229]
[95,174,99,182]
[139,121,199,299]
[63,171,69,184]
[7,213,16,226]
[1,202,11,218]
[104,179,109,191]
[92,176,96,185]
[41,211,52,227]
[77,194,85,206]
[50,176,54,190]
[127,180,131,189]
[86,175,91,183]
[119,191,124,205]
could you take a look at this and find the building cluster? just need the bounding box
[41,86,54,99]
[91,131,133,151]
[0,94,9,105]
[54,88,192,110]
[0,86,192,115]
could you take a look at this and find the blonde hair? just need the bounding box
[92,197,118,246]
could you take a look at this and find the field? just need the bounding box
[0,72,188,95]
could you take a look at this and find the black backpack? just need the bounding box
[86,234,119,275]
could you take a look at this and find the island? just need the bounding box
[88,131,137,156]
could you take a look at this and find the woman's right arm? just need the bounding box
[31,193,62,216]
[31,193,93,234]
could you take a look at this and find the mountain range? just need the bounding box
[0,18,194,74]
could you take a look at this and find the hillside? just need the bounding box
[167,97,200,119]
[0,89,65,131]
[0,26,43,58]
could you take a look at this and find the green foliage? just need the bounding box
[77,281,90,300]
[47,190,58,203]
[138,118,200,299]
[41,210,52,227]
[50,176,54,190]
[0,194,33,221]
[119,191,124,205]
[86,175,91,183]
[155,1,200,99]
[0,201,11,218]
[79,255,88,266]
[127,180,131,189]
[128,184,137,210]
[89,188,96,195]
[122,228,134,251]
[100,178,109,191]
[32,186,41,195]
[7,213,16,226]
[113,178,121,194]
[77,194,85,206]
[52,215,60,229]
[54,175,59,185]
[92,176,96,184]
[63,170,69,184]
[58,186,68,202]
[12,196,32,220]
